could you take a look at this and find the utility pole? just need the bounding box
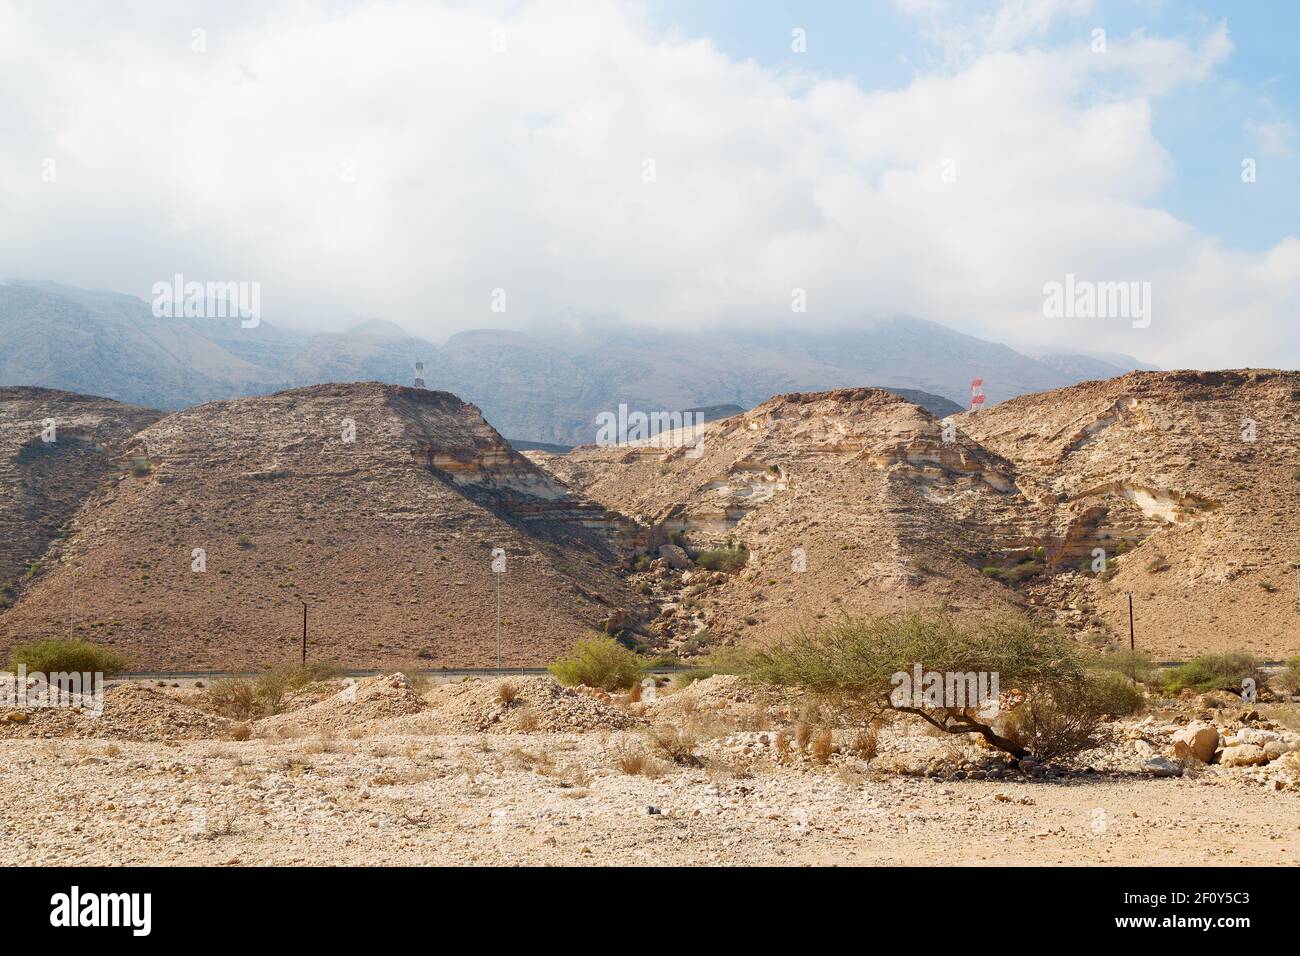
[69,565,75,640]
[1127,592,1136,682]
[302,602,308,665]
[491,547,506,672]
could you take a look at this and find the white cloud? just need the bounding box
[0,0,1295,371]
[1245,119,1297,157]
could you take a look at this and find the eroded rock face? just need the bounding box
[957,370,1300,657]
[0,387,162,596]
[549,371,1300,659]
[550,388,1031,650]
[0,383,649,668]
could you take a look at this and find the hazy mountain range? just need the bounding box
[0,280,1156,444]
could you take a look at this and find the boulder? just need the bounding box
[658,544,693,570]
[1171,725,1219,763]
[1220,744,1269,768]
[1144,756,1183,778]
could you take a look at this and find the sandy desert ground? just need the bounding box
[2,673,1298,866]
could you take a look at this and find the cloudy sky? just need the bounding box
[1,0,1296,370]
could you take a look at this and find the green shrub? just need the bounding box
[695,546,749,573]
[253,662,341,715]
[744,610,1089,759]
[1158,652,1262,695]
[549,635,646,690]
[8,639,126,674]
[981,559,1042,584]
[998,671,1144,763]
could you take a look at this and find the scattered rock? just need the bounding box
[1220,744,1269,768]
[658,544,692,570]
[1144,756,1183,778]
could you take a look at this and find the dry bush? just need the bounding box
[497,681,520,705]
[774,729,791,759]
[195,810,238,840]
[506,746,536,769]
[558,763,592,788]
[1275,658,1300,696]
[647,723,704,767]
[733,703,768,731]
[391,665,430,694]
[848,728,879,761]
[229,722,253,742]
[793,722,812,753]
[201,679,257,720]
[613,745,650,776]
[998,672,1143,763]
[531,747,556,773]
[811,728,834,764]
[103,743,121,758]
[836,766,864,788]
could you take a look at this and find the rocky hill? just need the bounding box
[0,387,162,603]
[538,387,1029,654]
[4,370,1294,667]
[0,383,647,669]
[541,371,1300,660]
[957,369,1300,659]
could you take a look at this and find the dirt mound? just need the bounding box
[395,676,644,734]
[257,673,427,736]
[0,682,231,741]
[649,674,795,721]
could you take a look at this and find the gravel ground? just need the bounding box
[1,730,1297,866]
[3,674,1298,866]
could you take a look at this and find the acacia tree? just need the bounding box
[744,611,1122,760]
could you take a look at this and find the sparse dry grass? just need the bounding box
[647,722,704,767]
[793,722,812,753]
[613,745,650,776]
[848,728,879,761]
[810,728,833,764]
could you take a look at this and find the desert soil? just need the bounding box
[1,674,1297,866]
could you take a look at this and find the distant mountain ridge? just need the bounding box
[0,280,1150,444]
